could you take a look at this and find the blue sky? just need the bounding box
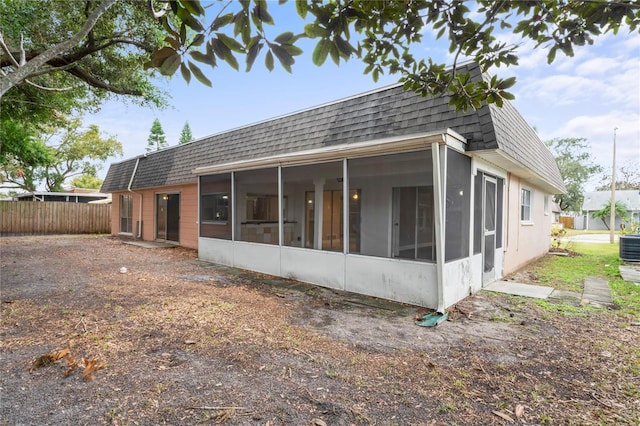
[87,6,640,191]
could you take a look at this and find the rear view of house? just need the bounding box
[102,63,565,311]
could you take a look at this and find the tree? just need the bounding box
[546,137,602,212]
[0,118,122,192]
[71,175,103,190]
[596,160,640,191]
[146,0,640,110]
[0,0,167,181]
[591,201,630,230]
[147,119,168,152]
[0,0,166,103]
[179,121,193,144]
[2,1,638,111]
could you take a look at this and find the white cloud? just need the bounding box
[575,58,618,76]
[550,112,640,170]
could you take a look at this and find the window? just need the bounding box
[200,173,232,240]
[521,188,532,222]
[201,193,229,223]
[120,194,133,234]
[544,195,549,215]
[245,194,279,222]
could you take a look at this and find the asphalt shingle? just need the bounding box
[102,62,564,193]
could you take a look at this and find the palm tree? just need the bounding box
[591,201,629,230]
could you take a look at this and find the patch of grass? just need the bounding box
[529,242,640,317]
[437,401,456,413]
[529,243,619,292]
[610,278,640,317]
[535,299,590,317]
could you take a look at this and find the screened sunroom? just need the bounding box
[194,130,486,310]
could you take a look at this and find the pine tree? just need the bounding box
[147,118,167,152]
[179,121,193,144]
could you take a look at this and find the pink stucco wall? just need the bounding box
[503,175,553,275]
[110,183,198,250]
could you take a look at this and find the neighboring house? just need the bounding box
[102,62,565,311]
[13,190,109,203]
[582,190,640,230]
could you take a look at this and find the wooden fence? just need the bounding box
[559,216,574,229]
[0,201,111,235]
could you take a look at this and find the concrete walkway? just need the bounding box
[123,241,177,249]
[581,276,614,308]
[485,276,615,309]
[484,281,554,299]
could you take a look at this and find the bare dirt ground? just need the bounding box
[1,235,638,425]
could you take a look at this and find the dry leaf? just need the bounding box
[492,410,514,422]
[82,356,105,381]
[312,419,327,426]
[64,352,79,377]
[32,347,70,367]
[514,404,525,418]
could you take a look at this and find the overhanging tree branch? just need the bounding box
[0,0,117,98]
[66,65,144,96]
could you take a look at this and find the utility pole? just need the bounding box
[609,127,617,244]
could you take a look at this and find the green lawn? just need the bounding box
[530,242,639,317]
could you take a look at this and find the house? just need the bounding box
[101,63,565,311]
[581,190,640,230]
[13,189,110,203]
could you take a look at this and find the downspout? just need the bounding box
[127,157,143,239]
[432,141,446,314]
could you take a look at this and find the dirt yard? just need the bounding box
[1,235,638,425]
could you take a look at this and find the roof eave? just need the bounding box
[472,150,566,194]
[192,129,467,176]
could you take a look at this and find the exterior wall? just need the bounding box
[443,258,474,307]
[110,192,123,236]
[199,237,438,308]
[503,175,553,275]
[109,183,198,250]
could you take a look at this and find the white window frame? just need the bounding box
[521,188,533,223]
[543,195,549,216]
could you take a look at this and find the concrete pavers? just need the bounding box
[581,276,614,308]
[485,276,616,309]
[484,281,555,299]
[619,265,640,283]
[123,241,177,249]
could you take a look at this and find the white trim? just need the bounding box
[520,187,533,223]
[432,143,446,314]
[192,129,466,175]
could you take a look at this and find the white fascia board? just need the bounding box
[472,149,566,195]
[192,129,466,176]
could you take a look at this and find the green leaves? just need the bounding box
[159,52,181,76]
[188,61,212,87]
[312,39,331,66]
[140,0,639,111]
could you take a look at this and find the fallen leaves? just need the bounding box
[32,347,70,367]
[492,410,514,422]
[32,344,105,381]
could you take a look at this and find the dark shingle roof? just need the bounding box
[101,157,138,193]
[102,62,564,194]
